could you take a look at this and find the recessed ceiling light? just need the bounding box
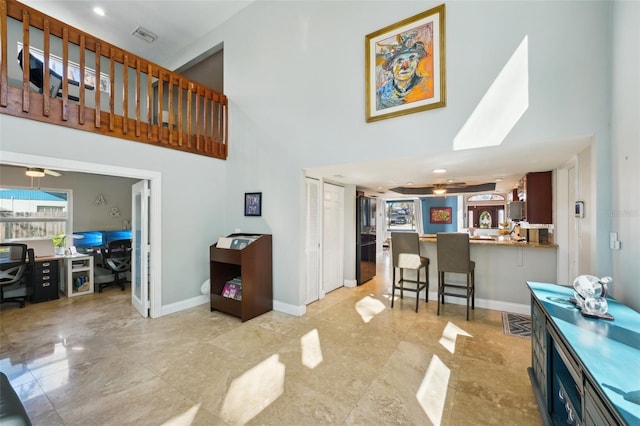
[406,182,413,186]
[433,168,447,174]
[495,178,503,182]
[93,7,106,17]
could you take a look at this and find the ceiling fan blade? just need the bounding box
[44,168,61,177]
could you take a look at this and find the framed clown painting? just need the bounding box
[365,4,446,122]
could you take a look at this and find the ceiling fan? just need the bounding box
[25,167,62,177]
[390,181,497,196]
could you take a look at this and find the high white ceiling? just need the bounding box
[19,0,252,68]
[15,1,592,199]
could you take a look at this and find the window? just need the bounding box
[0,188,70,241]
[386,200,416,231]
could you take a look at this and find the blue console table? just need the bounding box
[527,282,640,425]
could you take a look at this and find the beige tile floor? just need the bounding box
[1,253,543,425]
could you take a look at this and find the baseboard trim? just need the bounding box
[161,294,208,317]
[273,300,306,317]
[159,291,528,318]
[395,290,530,315]
[344,279,358,288]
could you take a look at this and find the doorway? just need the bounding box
[0,151,162,318]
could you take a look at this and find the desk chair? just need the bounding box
[94,239,131,292]
[0,243,34,308]
[436,232,475,320]
[17,49,94,102]
[390,232,429,312]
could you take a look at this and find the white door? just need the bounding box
[323,183,344,293]
[131,180,150,317]
[305,178,321,304]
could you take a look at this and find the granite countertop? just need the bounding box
[419,234,558,248]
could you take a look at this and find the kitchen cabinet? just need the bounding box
[525,171,552,224]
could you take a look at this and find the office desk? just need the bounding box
[30,254,95,299]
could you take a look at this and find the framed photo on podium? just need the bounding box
[244,192,262,216]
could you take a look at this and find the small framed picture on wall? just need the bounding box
[244,192,262,216]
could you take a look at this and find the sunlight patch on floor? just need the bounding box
[438,321,472,354]
[301,328,323,369]
[416,354,450,426]
[355,295,386,323]
[219,354,285,424]
[161,403,200,426]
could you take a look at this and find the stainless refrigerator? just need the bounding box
[356,196,376,285]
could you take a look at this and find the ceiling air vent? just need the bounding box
[132,26,158,43]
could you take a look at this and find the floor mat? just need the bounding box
[502,311,531,339]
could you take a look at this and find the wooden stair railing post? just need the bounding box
[1,0,8,107]
[135,58,140,137]
[61,27,68,121]
[146,63,152,140]
[20,10,29,112]
[42,19,50,116]
[94,42,101,128]
[122,54,129,134]
[78,34,85,124]
[157,70,164,143]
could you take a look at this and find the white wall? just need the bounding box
[0,115,228,306]
[181,1,615,309]
[5,1,635,313]
[610,0,640,311]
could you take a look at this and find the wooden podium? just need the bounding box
[209,234,272,321]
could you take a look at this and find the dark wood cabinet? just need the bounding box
[525,171,552,224]
[30,259,60,303]
[210,234,272,322]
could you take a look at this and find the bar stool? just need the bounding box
[390,232,429,312]
[436,232,475,320]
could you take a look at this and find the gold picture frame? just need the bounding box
[365,4,446,122]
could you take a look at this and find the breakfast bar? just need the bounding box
[416,234,558,311]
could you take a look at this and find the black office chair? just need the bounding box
[95,239,131,292]
[17,49,92,102]
[0,243,34,308]
[436,232,476,320]
[390,232,429,312]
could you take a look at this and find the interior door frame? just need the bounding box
[0,150,163,318]
[131,180,150,317]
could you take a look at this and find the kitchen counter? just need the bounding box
[392,234,559,312]
[419,234,557,248]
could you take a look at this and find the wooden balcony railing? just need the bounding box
[0,0,228,159]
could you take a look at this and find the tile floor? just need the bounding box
[1,253,542,425]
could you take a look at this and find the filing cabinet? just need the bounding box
[31,259,60,303]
